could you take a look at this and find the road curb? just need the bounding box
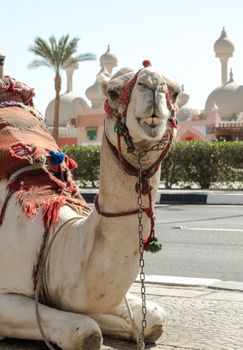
[135,274,243,292]
[156,191,243,205]
[81,190,243,205]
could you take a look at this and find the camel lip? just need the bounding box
[137,115,162,128]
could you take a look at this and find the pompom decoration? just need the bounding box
[49,150,65,164]
[142,60,152,67]
[145,237,162,253]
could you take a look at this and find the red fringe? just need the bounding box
[42,197,64,228]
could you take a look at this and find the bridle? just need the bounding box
[95,60,178,251]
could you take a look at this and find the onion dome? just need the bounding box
[177,105,201,121]
[85,66,110,108]
[214,28,234,57]
[176,85,200,121]
[177,84,190,108]
[99,45,118,73]
[205,71,243,118]
[45,93,89,126]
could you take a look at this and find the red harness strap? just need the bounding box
[106,127,174,195]
[94,192,156,251]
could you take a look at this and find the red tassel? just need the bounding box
[42,197,64,228]
[65,155,78,171]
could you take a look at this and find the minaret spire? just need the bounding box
[213,27,234,84]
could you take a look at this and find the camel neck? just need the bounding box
[97,134,160,213]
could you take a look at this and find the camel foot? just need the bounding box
[95,292,166,344]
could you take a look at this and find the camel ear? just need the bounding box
[163,76,181,102]
[102,68,135,97]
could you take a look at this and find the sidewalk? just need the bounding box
[80,188,243,205]
[104,282,243,350]
[0,281,242,350]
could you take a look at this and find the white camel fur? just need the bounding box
[0,64,180,349]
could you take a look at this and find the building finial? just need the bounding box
[0,53,5,78]
[229,68,234,83]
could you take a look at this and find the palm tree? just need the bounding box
[28,35,96,142]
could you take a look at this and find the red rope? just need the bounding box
[106,127,173,195]
[94,194,155,251]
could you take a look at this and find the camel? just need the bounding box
[0,62,180,350]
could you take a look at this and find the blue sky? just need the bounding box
[1,0,243,114]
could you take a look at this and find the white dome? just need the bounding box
[100,45,117,73]
[205,80,243,118]
[45,92,89,126]
[177,89,190,108]
[177,104,201,121]
[214,28,234,57]
[85,67,110,108]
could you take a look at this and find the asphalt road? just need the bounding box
[144,205,243,282]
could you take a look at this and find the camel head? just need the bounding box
[102,62,180,150]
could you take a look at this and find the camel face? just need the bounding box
[103,66,180,145]
[127,68,171,141]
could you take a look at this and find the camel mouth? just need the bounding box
[137,115,162,129]
[136,114,165,138]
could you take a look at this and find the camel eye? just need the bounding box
[108,90,119,100]
[138,82,147,89]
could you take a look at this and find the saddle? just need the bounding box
[0,76,90,228]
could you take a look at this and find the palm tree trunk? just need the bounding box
[52,72,61,142]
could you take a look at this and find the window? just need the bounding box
[86,127,97,140]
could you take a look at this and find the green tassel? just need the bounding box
[147,237,162,253]
[114,121,120,134]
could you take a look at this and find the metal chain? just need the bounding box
[137,154,147,350]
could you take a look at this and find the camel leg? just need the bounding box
[95,292,166,343]
[0,293,102,350]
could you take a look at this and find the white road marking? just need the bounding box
[173,226,243,232]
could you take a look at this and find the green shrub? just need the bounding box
[62,142,243,190]
[161,141,243,189]
[62,145,101,187]
[160,143,187,188]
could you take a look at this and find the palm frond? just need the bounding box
[29,37,53,62]
[28,34,96,74]
[28,59,54,70]
[61,37,80,64]
[75,53,96,62]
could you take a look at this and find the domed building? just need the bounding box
[45,29,243,145]
[205,70,243,119]
[177,27,243,141]
[44,46,118,147]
